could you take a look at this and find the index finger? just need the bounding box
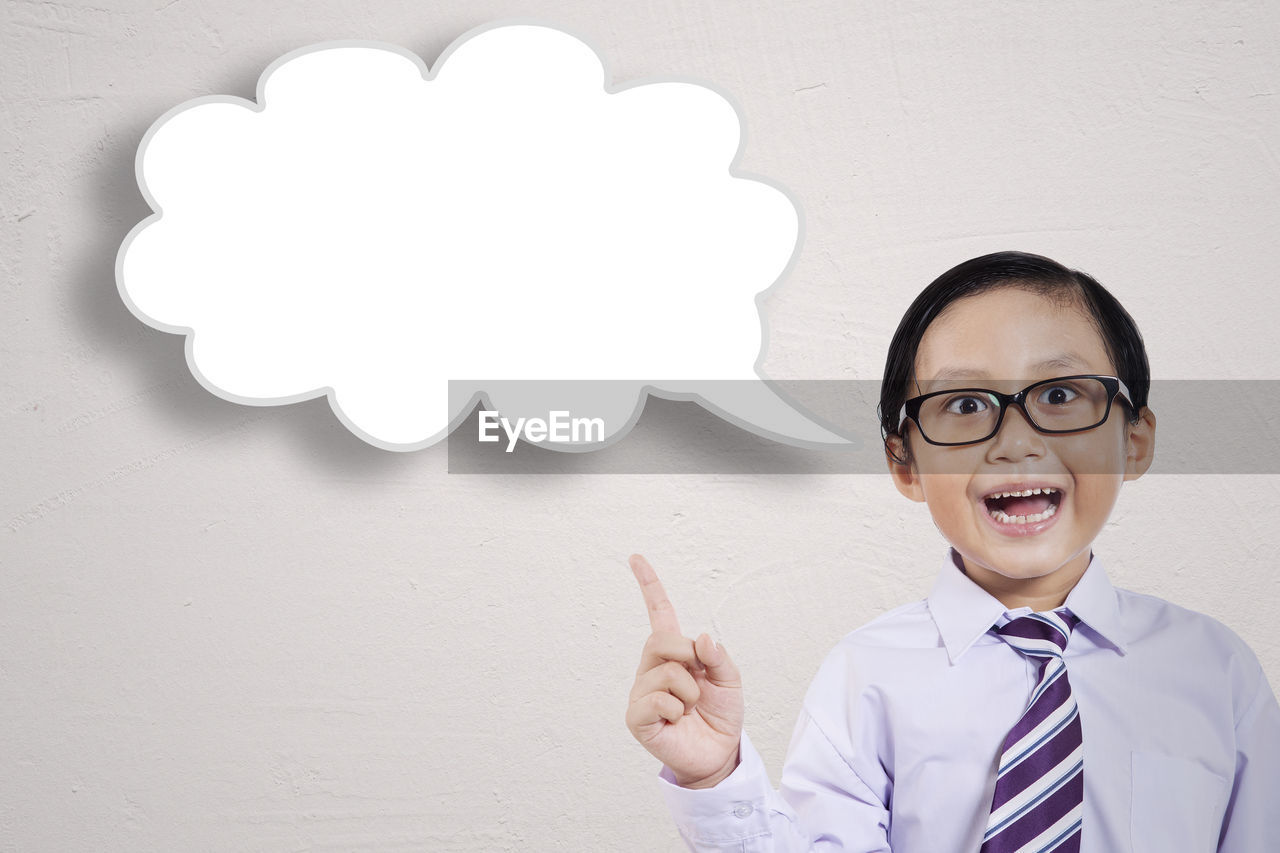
[629,553,681,635]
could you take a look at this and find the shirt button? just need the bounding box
[732,802,753,819]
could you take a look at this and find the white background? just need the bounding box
[3,2,1278,850]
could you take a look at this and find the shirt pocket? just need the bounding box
[1130,751,1230,853]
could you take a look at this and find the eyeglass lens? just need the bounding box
[917,377,1113,444]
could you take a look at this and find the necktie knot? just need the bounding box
[995,610,1079,657]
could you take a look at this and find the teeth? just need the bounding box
[988,487,1058,499]
[990,502,1058,525]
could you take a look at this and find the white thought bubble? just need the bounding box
[117,22,853,451]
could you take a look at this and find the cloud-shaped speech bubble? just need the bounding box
[117,22,853,452]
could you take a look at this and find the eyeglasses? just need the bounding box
[898,374,1134,447]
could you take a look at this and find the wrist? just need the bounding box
[675,743,741,789]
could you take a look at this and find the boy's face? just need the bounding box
[887,287,1156,606]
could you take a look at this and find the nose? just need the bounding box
[985,402,1046,463]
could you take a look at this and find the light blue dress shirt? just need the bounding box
[657,551,1280,852]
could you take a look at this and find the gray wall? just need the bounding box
[4,1,1278,850]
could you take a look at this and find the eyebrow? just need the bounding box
[924,353,1092,383]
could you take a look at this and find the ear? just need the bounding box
[1123,406,1156,480]
[885,434,926,502]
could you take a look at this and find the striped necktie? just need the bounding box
[980,610,1083,853]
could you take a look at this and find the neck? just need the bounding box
[957,550,1091,612]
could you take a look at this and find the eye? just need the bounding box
[1037,384,1081,406]
[941,394,990,416]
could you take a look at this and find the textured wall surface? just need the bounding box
[3,1,1279,850]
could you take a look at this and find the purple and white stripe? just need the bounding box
[980,610,1083,853]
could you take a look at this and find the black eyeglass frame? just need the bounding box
[897,374,1136,447]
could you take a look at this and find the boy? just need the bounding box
[626,252,1280,851]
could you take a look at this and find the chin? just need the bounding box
[969,537,1090,582]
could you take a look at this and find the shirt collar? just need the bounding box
[927,548,1129,664]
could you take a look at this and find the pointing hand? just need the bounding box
[625,554,743,789]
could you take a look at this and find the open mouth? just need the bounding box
[982,487,1062,525]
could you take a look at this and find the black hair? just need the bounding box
[878,251,1150,463]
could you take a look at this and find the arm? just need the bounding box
[1216,667,1280,851]
[657,713,891,852]
[626,556,891,851]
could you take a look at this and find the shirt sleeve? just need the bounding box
[1216,664,1280,852]
[656,714,891,852]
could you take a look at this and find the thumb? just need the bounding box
[694,633,740,685]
